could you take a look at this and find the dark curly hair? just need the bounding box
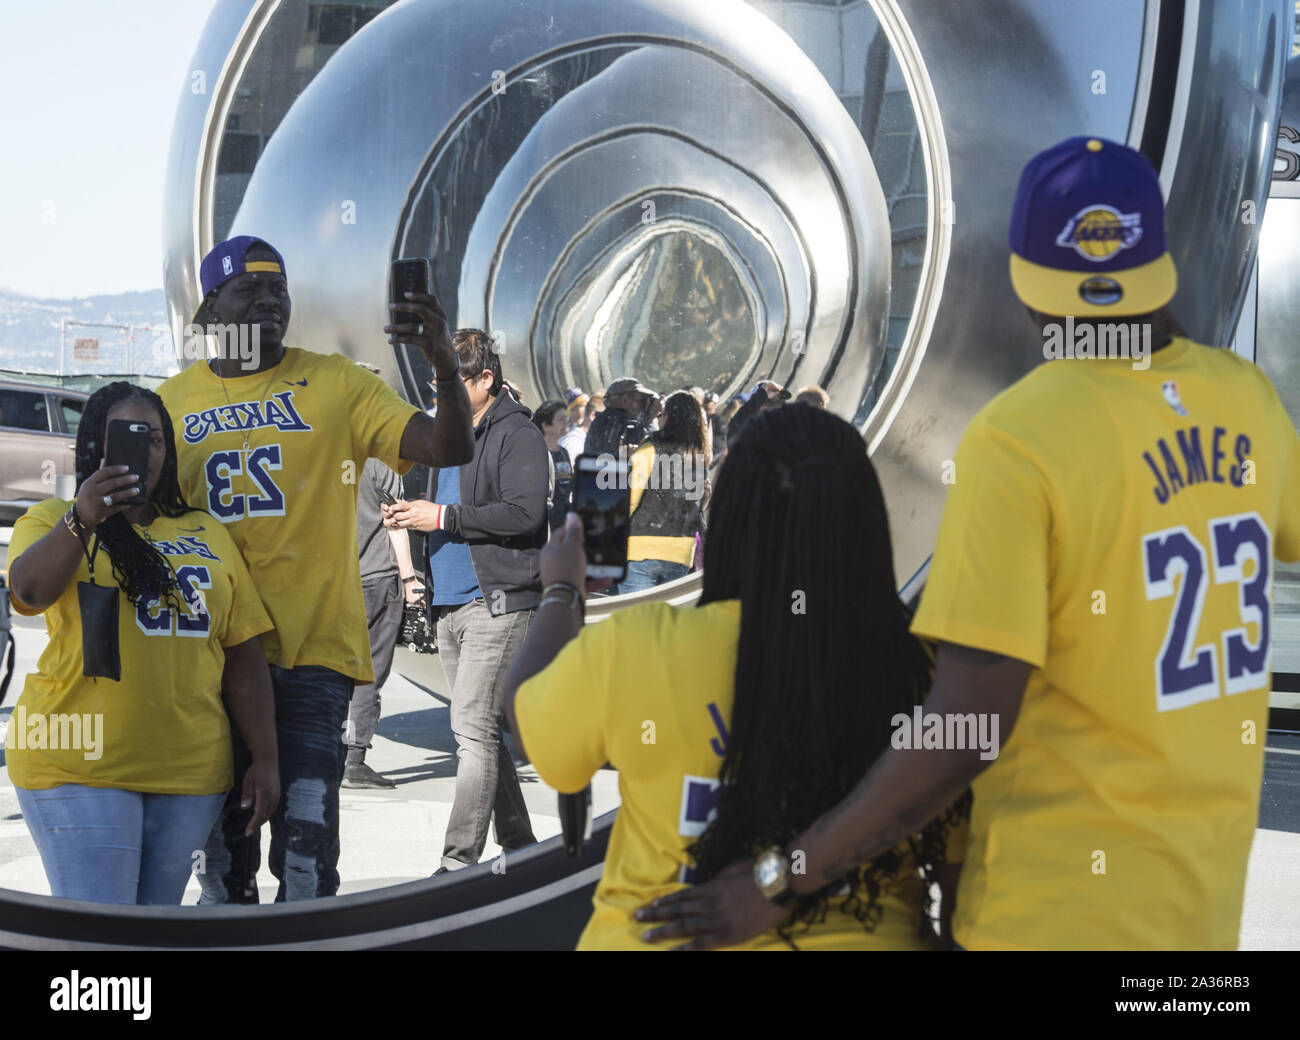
[651,390,708,457]
[692,403,971,948]
[75,382,201,610]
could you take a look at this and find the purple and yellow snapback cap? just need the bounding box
[194,235,286,322]
[1008,137,1176,317]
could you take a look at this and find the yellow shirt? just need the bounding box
[912,338,1300,950]
[7,499,272,794]
[158,348,418,683]
[516,600,947,950]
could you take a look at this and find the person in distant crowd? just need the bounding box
[533,400,574,535]
[637,136,1300,952]
[504,404,969,949]
[794,385,829,408]
[6,382,278,905]
[703,392,726,462]
[343,453,427,789]
[727,380,790,448]
[383,329,547,872]
[159,235,474,903]
[585,378,656,458]
[616,390,710,595]
[559,394,590,463]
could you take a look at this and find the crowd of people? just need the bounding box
[4,136,1297,954]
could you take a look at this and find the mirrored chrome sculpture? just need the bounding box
[164,0,1289,605]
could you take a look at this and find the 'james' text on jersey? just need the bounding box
[1142,424,1252,505]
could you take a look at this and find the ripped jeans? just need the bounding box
[196,665,353,904]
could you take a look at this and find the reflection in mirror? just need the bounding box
[2,0,930,911]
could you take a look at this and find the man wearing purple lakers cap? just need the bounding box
[638,137,1300,949]
[159,236,473,903]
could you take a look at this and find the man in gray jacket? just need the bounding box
[383,329,547,870]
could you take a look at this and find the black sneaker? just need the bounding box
[341,761,396,789]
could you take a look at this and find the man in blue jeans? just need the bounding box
[384,329,548,870]
[160,236,474,902]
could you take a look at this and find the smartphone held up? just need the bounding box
[390,258,432,327]
[105,419,151,490]
[573,453,630,581]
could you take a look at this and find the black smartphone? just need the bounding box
[390,258,432,328]
[105,419,151,487]
[573,453,631,580]
[378,488,398,506]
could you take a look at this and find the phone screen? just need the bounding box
[390,258,430,327]
[574,453,630,580]
[105,419,151,485]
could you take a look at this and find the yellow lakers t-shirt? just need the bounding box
[516,600,952,950]
[912,338,1300,950]
[158,348,419,683]
[7,499,272,794]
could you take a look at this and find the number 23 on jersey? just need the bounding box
[1142,511,1270,711]
[203,445,286,521]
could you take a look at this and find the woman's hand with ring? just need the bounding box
[75,460,140,530]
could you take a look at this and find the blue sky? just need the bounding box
[0,0,216,299]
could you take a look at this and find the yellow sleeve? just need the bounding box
[214,527,274,648]
[514,616,617,794]
[343,360,421,476]
[628,443,654,516]
[910,415,1052,668]
[7,499,67,616]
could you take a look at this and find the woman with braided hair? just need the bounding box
[6,382,278,904]
[504,403,970,949]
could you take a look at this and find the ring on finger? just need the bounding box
[102,495,113,507]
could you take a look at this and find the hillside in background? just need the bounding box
[0,288,174,376]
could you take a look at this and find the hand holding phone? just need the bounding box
[389,258,430,328]
[573,454,631,581]
[385,257,457,379]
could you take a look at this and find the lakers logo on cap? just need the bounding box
[1055,204,1143,262]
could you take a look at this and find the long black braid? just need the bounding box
[691,403,971,947]
[75,382,200,610]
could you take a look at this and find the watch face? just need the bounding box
[756,857,780,888]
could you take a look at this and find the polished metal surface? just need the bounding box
[161,0,1290,600]
[168,0,893,424]
[869,0,1289,588]
[1255,53,1300,674]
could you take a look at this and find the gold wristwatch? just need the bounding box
[753,846,796,907]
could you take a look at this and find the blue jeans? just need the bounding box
[616,559,691,595]
[196,664,353,903]
[15,784,226,905]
